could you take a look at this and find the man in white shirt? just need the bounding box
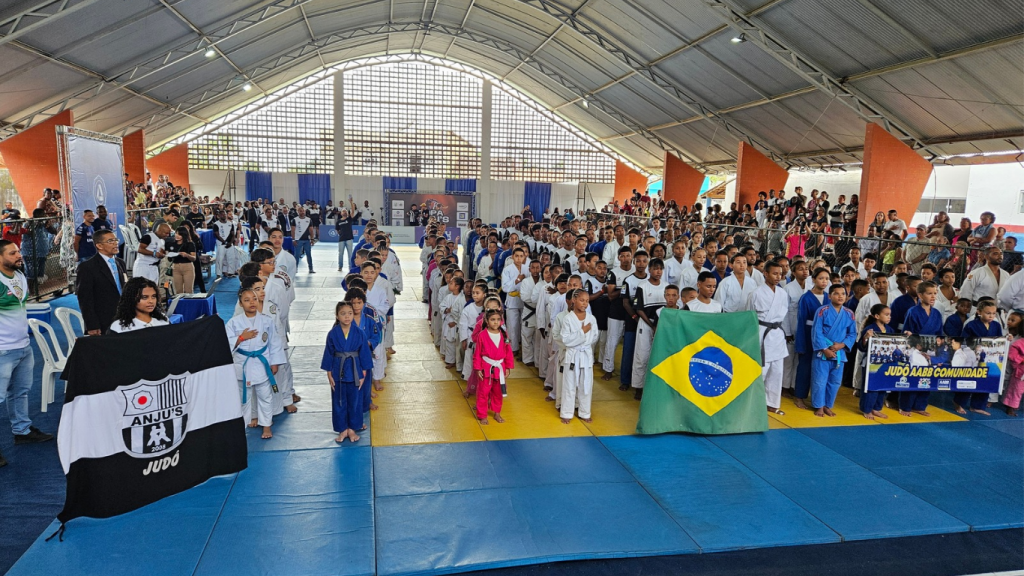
[134,223,170,283]
[748,261,790,414]
[292,206,314,274]
[686,271,723,313]
[500,248,528,356]
[714,254,757,313]
[519,260,543,365]
[663,239,692,287]
[601,225,625,265]
[360,200,376,225]
[961,247,1010,304]
[259,207,276,243]
[884,209,908,240]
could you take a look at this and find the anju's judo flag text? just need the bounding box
[56,317,247,525]
[636,309,769,435]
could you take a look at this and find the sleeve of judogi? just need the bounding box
[266,320,286,366]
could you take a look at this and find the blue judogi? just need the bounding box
[589,240,607,257]
[955,319,1003,411]
[321,324,373,433]
[899,304,943,412]
[810,304,858,409]
[353,308,383,412]
[889,294,917,331]
[794,290,826,400]
[857,322,897,414]
[943,314,967,338]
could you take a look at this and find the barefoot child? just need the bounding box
[900,281,944,416]
[322,302,373,443]
[857,304,896,419]
[560,289,600,423]
[1002,312,1024,416]
[473,309,513,424]
[794,267,830,409]
[441,277,465,367]
[227,287,284,439]
[345,288,383,415]
[810,284,857,417]
[955,300,1002,415]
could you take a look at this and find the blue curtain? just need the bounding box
[245,171,273,202]
[523,182,551,219]
[445,179,477,193]
[383,176,416,191]
[298,173,331,207]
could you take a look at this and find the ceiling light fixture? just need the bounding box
[581,98,589,109]
[204,48,216,58]
[731,33,746,44]
[242,82,252,92]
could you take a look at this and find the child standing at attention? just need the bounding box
[473,309,513,424]
[560,289,600,423]
[441,277,466,367]
[956,300,1002,415]
[810,284,858,417]
[227,287,284,439]
[1001,312,1024,416]
[857,304,895,419]
[321,302,373,443]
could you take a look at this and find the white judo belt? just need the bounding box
[482,356,508,396]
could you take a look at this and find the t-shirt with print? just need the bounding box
[0,270,29,349]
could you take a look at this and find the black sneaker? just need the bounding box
[309,270,316,274]
[14,426,53,444]
[0,450,7,467]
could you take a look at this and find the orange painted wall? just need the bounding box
[734,142,788,209]
[0,110,73,211]
[857,123,933,235]
[614,160,647,203]
[662,152,705,208]
[122,130,146,185]
[146,143,190,190]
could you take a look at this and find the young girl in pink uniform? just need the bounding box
[473,309,514,424]
[1001,312,1024,416]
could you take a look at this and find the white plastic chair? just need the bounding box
[28,319,68,412]
[167,295,184,315]
[55,307,85,354]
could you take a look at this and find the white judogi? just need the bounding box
[961,264,1010,303]
[460,302,483,380]
[226,312,285,427]
[440,293,462,365]
[686,298,722,313]
[748,284,790,409]
[108,317,169,333]
[381,255,402,349]
[501,262,527,353]
[560,310,599,420]
[275,249,297,284]
[782,279,810,390]
[430,276,446,346]
[936,286,959,321]
[258,216,275,242]
[519,274,540,364]
[213,220,240,276]
[365,279,393,380]
[998,270,1024,311]
[264,271,294,409]
[545,291,568,392]
[533,281,551,376]
[601,240,622,265]
[477,253,496,286]
[679,263,701,290]
[714,274,757,313]
[549,308,570,405]
[134,233,164,283]
[631,279,666,390]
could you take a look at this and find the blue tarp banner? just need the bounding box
[298,173,331,207]
[383,176,416,192]
[445,179,477,193]
[68,135,126,240]
[864,334,1008,394]
[245,171,273,202]
[523,182,551,219]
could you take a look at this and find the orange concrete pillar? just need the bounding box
[146,144,190,190]
[122,130,146,186]
[735,142,788,210]
[858,123,933,235]
[662,152,705,208]
[614,160,647,203]
[0,110,73,211]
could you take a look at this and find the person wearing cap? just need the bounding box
[904,224,931,276]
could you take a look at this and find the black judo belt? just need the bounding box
[523,303,536,323]
[758,320,783,367]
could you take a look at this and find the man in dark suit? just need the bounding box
[77,229,126,335]
[245,201,260,251]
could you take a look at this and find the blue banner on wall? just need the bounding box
[864,334,1008,394]
[68,135,126,240]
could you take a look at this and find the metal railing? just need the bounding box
[1,217,72,301]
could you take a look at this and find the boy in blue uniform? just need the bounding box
[900,281,944,416]
[955,300,1002,415]
[810,284,858,417]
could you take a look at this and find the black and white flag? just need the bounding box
[56,317,247,525]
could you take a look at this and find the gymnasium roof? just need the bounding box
[1,0,1021,173]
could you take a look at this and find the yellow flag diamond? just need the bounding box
[651,330,761,417]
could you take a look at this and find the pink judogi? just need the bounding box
[473,327,514,419]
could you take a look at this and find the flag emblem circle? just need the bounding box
[131,391,152,409]
[688,347,732,397]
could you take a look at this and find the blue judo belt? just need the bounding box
[334,350,362,388]
[239,344,277,403]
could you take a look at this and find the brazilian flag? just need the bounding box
[636,308,768,435]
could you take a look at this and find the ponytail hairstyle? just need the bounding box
[864,304,889,331]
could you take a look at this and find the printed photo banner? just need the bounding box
[384,190,474,229]
[864,334,1009,394]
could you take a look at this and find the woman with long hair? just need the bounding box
[110,277,169,333]
[180,220,207,293]
[951,218,973,246]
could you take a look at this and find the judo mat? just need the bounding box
[5,245,1022,576]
